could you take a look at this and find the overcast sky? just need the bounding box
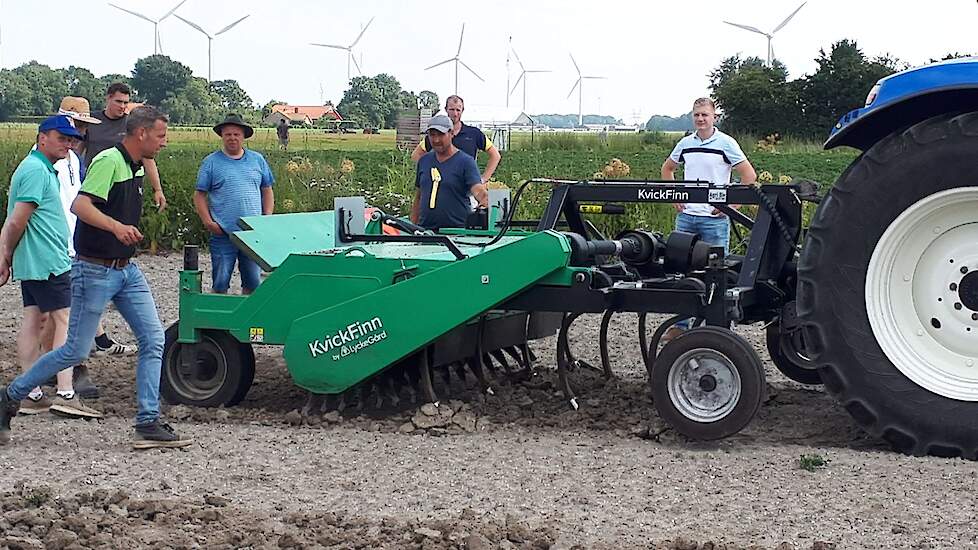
[3,0,975,123]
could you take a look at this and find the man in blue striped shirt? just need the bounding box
[194,114,275,294]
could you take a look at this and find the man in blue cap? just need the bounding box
[0,116,103,424]
[410,114,488,230]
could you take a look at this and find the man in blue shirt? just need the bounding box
[410,115,488,230]
[194,114,275,294]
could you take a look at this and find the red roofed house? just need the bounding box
[263,102,342,126]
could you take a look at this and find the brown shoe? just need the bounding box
[49,394,103,419]
[19,394,51,415]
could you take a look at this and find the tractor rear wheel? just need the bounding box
[798,112,978,458]
[161,323,256,408]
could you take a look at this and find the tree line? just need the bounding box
[654,39,971,138]
[0,55,439,128]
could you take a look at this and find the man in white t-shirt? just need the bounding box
[660,97,756,341]
[46,97,137,399]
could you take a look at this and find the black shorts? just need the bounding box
[20,272,71,313]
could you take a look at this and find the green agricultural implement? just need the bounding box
[163,178,819,440]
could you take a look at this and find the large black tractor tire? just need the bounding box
[161,323,256,408]
[797,111,978,458]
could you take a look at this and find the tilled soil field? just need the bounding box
[1,253,977,549]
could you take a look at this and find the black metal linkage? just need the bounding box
[335,207,467,260]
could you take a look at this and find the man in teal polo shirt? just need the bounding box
[0,106,192,449]
[0,116,102,422]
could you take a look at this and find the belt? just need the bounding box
[78,255,131,269]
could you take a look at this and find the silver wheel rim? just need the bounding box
[666,348,742,422]
[866,187,978,401]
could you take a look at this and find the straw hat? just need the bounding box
[58,96,101,124]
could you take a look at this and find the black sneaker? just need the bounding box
[132,420,193,450]
[73,365,99,399]
[0,386,20,445]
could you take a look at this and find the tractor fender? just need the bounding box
[825,57,978,151]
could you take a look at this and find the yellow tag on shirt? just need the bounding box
[429,167,442,209]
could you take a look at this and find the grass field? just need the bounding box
[0,123,858,253]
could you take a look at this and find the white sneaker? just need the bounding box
[94,341,138,357]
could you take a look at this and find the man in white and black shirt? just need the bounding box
[660,97,756,341]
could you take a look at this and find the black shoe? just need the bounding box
[133,420,193,450]
[0,386,20,445]
[73,365,99,399]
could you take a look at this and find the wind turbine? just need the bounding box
[424,23,484,95]
[509,44,550,112]
[107,0,188,55]
[567,53,605,127]
[723,2,806,67]
[174,13,250,82]
[310,16,375,81]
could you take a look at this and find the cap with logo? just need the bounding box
[38,115,84,140]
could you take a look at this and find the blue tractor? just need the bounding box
[798,57,978,458]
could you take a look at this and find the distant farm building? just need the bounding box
[263,102,343,126]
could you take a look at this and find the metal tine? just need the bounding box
[555,313,578,410]
[598,310,616,379]
[418,347,439,405]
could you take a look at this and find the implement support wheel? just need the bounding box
[651,326,765,440]
[765,302,821,386]
[162,322,256,408]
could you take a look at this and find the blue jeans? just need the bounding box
[675,212,730,255]
[210,234,261,293]
[674,212,730,330]
[8,259,165,425]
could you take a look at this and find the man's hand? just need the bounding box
[0,258,10,287]
[154,189,167,212]
[673,203,684,213]
[113,223,143,246]
[204,221,224,235]
[710,208,726,217]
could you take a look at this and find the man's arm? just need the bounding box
[481,146,501,183]
[261,186,274,215]
[410,189,421,223]
[734,160,758,185]
[661,158,684,212]
[0,202,37,286]
[193,191,223,235]
[143,158,166,212]
[469,182,489,208]
[71,194,142,246]
[410,142,426,162]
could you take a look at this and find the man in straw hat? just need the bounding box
[194,113,275,295]
[46,96,135,401]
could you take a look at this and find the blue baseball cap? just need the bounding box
[38,115,83,140]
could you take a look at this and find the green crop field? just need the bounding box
[0,123,858,254]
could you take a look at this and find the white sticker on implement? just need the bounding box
[708,189,727,203]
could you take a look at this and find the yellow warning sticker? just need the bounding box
[249,327,265,343]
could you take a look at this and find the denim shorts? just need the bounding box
[21,271,71,312]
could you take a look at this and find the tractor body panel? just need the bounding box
[825,57,978,151]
